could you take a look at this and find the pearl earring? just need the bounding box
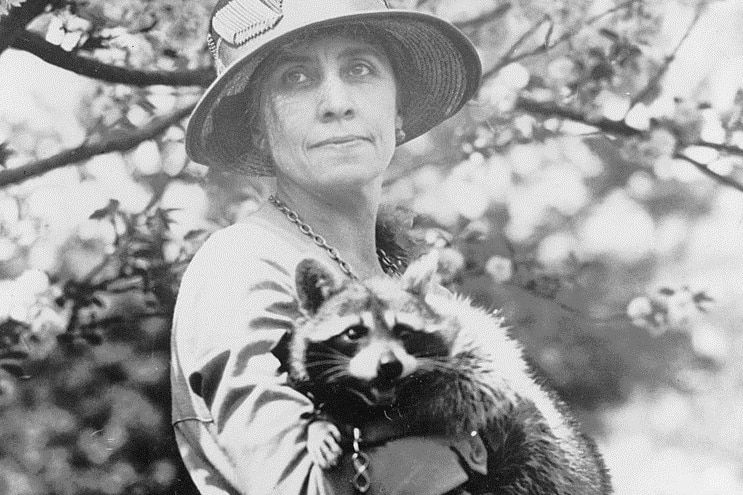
[395,127,406,145]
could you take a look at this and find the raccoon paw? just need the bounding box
[307,420,343,469]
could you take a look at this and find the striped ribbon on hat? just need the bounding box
[212,0,284,46]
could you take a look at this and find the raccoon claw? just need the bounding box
[307,420,343,469]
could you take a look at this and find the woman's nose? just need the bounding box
[317,75,355,122]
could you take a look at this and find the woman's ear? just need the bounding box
[395,113,403,131]
[295,259,338,315]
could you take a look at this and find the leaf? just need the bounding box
[183,229,207,241]
[599,28,620,41]
[543,20,554,48]
[0,319,29,348]
[1,0,28,18]
[106,276,145,293]
[692,291,714,303]
[590,62,613,81]
[89,199,121,220]
[77,34,110,51]
[0,141,14,166]
[131,247,158,258]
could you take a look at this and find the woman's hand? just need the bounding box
[307,420,343,469]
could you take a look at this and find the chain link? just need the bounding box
[351,427,371,493]
[376,248,403,275]
[269,195,401,279]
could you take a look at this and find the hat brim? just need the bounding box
[185,10,482,175]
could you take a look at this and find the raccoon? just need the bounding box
[289,253,612,494]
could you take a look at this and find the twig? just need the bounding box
[487,13,551,77]
[630,3,707,106]
[0,0,59,56]
[484,0,642,79]
[12,30,215,87]
[691,141,743,155]
[514,96,639,136]
[513,96,743,159]
[0,104,195,187]
[674,153,743,194]
[453,3,512,30]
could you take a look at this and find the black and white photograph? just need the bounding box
[1,1,742,494]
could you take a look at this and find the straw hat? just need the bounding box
[185,0,482,175]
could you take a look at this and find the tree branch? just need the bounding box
[674,153,743,194]
[691,141,743,155]
[0,0,59,56]
[515,96,640,137]
[630,2,706,106]
[502,14,551,68]
[0,104,194,187]
[512,96,743,193]
[515,96,743,158]
[12,30,215,87]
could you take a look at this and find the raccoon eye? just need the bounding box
[343,325,369,341]
[392,323,416,340]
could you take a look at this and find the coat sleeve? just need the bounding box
[176,234,349,495]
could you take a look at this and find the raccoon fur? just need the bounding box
[289,253,612,494]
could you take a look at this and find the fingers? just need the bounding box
[316,434,342,468]
[307,421,343,469]
[326,422,341,442]
[309,435,341,468]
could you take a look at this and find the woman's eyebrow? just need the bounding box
[270,45,387,67]
[271,53,312,66]
[339,46,387,61]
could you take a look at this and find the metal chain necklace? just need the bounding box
[268,194,399,280]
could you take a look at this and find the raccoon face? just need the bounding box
[292,255,451,407]
[302,315,450,405]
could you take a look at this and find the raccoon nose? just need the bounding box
[377,354,403,380]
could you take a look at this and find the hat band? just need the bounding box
[212,0,284,46]
[211,0,392,71]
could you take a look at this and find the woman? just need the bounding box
[171,0,482,493]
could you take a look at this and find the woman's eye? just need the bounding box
[344,325,369,340]
[283,70,309,85]
[348,63,372,77]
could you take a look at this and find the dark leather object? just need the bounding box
[323,434,490,495]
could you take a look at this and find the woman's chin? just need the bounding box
[312,157,389,187]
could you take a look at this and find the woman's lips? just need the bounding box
[310,135,370,148]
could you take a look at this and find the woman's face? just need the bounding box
[259,33,400,194]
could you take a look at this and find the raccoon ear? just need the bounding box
[295,259,338,314]
[401,250,439,296]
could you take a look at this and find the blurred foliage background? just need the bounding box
[1,0,742,493]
